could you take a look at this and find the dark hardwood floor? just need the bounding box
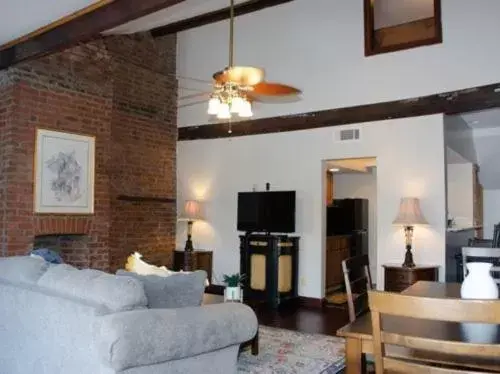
[204,293,350,336]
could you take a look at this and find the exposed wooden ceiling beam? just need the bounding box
[0,0,185,70]
[178,83,500,141]
[151,0,293,37]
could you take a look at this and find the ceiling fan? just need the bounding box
[178,0,302,120]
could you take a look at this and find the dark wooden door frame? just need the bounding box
[0,0,186,70]
[178,82,500,141]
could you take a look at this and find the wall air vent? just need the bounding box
[334,128,361,142]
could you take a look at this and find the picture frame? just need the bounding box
[364,0,442,56]
[34,129,95,214]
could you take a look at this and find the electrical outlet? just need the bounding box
[300,276,306,287]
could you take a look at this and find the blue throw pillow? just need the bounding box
[29,248,64,264]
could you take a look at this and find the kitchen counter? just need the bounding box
[446,226,480,233]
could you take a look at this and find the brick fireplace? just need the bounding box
[0,33,177,271]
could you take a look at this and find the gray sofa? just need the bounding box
[0,257,258,374]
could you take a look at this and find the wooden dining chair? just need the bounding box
[368,290,500,374]
[493,223,500,248]
[462,246,500,285]
[342,254,373,322]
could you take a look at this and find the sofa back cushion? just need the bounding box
[116,270,207,309]
[38,264,147,313]
[0,256,51,285]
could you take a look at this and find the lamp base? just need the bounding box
[402,246,416,268]
[184,237,194,252]
[184,220,194,253]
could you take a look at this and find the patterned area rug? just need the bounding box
[237,325,345,373]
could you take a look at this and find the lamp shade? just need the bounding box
[180,200,204,221]
[392,197,428,225]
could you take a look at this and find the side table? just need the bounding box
[173,250,213,283]
[383,264,439,292]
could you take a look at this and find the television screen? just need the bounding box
[237,191,296,233]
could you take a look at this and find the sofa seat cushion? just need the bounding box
[38,264,147,313]
[97,303,258,371]
[116,270,207,309]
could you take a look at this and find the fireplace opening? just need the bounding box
[33,234,90,269]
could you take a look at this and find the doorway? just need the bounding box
[323,157,377,303]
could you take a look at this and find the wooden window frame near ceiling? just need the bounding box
[363,0,443,57]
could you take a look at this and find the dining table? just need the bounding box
[336,281,500,374]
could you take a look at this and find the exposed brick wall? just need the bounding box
[0,73,14,257]
[0,33,177,271]
[107,34,177,271]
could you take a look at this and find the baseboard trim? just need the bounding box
[298,296,324,309]
[205,284,224,295]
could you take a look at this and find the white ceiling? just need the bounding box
[0,0,245,47]
[326,157,377,174]
[461,108,500,130]
[0,0,98,45]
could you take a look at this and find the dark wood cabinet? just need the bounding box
[384,264,439,292]
[240,234,299,308]
[173,250,213,283]
[325,235,351,294]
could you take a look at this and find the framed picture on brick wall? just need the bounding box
[34,129,95,214]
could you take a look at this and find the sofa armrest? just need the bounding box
[95,303,258,371]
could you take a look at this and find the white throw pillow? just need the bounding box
[125,252,174,277]
[124,252,209,286]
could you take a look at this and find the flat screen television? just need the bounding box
[237,191,296,233]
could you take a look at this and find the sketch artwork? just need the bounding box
[34,129,95,214]
[46,151,83,203]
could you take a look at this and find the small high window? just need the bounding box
[364,0,442,56]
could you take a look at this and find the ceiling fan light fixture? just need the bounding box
[230,96,245,114]
[223,66,265,86]
[238,100,253,118]
[217,102,231,119]
[207,96,221,115]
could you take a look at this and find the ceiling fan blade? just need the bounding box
[179,92,210,101]
[213,66,265,86]
[248,94,302,104]
[250,82,302,96]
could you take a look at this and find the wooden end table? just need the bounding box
[203,293,259,355]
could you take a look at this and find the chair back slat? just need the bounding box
[342,254,372,322]
[369,290,500,374]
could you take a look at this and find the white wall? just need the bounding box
[374,0,435,29]
[177,114,446,297]
[177,0,500,127]
[446,163,474,227]
[483,189,500,239]
[444,115,477,164]
[333,171,378,279]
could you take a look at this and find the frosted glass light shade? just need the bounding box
[230,96,244,113]
[217,103,231,119]
[207,97,221,115]
[238,100,253,118]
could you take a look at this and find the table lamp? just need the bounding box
[392,197,428,268]
[179,200,203,252]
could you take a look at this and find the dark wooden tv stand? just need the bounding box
[239,233,299,308]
